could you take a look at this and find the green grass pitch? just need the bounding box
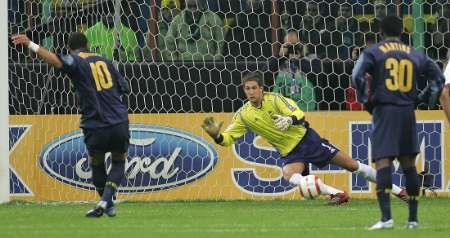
[1,198,449,238]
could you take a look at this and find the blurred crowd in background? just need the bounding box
[8,0,450,112]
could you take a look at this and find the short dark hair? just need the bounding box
[67,32,88,50]
[242,72,264,87]
[380,15,403,37]
[365,33,376,43]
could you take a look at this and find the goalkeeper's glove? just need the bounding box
[201,117,223,139]
[272,114,293,131]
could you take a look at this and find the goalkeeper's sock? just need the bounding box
[356,161,376,182]
[356,161,402,195]
[319,183,343,195]
[288,173,303,185]
[391,184,402,195]
[376,166,392,222]
[91,163,107,197]
[404,166,419,222]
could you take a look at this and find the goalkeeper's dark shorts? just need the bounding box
[82,121,130,156]
[371,104,419,161]
[281,128,339,169]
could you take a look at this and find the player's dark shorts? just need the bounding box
[371,105,419,161]
[281,128,339,170]
[82,121,130,156]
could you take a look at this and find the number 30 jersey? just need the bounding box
[59,50,129,129]
[352,39,444,107]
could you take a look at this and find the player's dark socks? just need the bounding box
[107,199,114,208]
[407,198,418,222]
[376,166,392,222]
[404,166,419,222]
[91,163,107,197]
[100,159,125,202]
[108,159,125,185]
[101,181,117,203]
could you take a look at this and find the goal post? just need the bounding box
[0,0,10,204]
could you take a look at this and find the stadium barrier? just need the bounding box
[9,111,449,201]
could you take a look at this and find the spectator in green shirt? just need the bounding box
[85,16,141,62]
[273,31,317,111]
[156,0,181,61]
[164,0,224,61]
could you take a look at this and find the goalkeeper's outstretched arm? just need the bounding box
[201,115,247,146]
[11,34,63,69]
[351,52,374,105]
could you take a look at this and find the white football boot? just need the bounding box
[368,219,394,230]
[406,221,418,229]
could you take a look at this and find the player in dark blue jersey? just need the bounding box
[12,33,130,218]
[352,16,444,230]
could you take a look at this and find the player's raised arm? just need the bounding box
[418,57,445,107]
[11,34,63,69]
[351,52,374,105]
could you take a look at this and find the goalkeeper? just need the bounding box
[202,72,406,205]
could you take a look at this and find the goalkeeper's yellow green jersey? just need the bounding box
[219,93,307,156]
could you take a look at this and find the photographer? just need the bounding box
[274,31,317,111]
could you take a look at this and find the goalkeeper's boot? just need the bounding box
[393,187,408,203]
[368,219,394,230]
[104,201,116,217]
[85,201,107,218]
[406,221,418,229]
[328,192,350,205]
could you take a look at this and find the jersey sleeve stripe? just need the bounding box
[278,95,297,111]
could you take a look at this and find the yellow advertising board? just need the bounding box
[9,111,449,201]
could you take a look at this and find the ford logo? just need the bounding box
[39,124,218,192]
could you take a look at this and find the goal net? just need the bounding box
[7,0,449,201]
